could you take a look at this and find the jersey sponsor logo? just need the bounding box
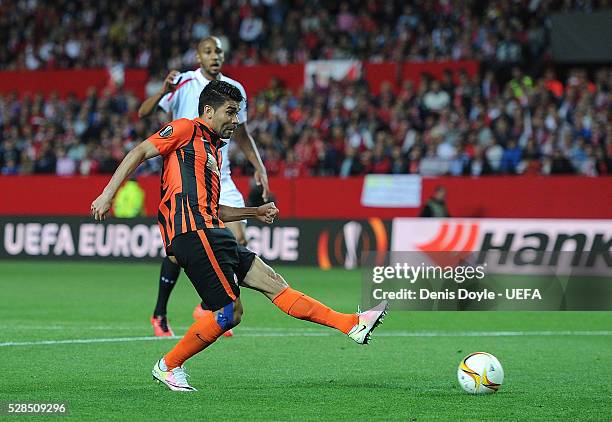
[159,125,173,138]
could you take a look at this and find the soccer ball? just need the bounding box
[457,352,504,394]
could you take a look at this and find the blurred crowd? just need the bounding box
[1,0,606,72]
[1,66,610,177]
[0,87,159,176]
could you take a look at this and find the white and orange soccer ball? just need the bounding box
[457,352,504,394]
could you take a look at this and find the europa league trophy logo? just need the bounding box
[343,221,362,270]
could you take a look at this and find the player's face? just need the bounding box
[210,100,240,138]
[197,39,225,79]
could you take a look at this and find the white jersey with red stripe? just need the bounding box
[158,69,248,180]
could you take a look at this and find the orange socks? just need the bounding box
[164,310,224,370]
[165,288,358,369]
[272,287,358,334]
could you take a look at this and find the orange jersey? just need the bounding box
[146,117,225,252]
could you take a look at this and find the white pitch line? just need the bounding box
[0,332,330,347]
[1,330,611,348]
[0,325,335,332]
[0,325,144,331]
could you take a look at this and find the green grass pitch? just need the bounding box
[1,261,611,421]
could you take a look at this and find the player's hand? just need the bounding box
[256,202,279,225]
[254,168,270,201]
[160,70,181,95]
[90,193,113,221]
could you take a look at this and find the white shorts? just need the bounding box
[219,176,246,224]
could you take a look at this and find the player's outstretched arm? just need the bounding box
[219,202,279,224]
[90,141,160,221]
[137,70,180,118]
[234,123,270,201]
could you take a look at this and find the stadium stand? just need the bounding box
[0,0,605,70]
[0,0,610,177]
[1,67,610,177]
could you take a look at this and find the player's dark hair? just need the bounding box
[198,80,243,115]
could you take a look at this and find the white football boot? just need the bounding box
[347,300,389,344]
[152,358,197,392]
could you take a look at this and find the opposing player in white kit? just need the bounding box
[138,36,269,336]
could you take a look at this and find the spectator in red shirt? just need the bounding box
[372,143,391,174]
[280,150,306,178]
